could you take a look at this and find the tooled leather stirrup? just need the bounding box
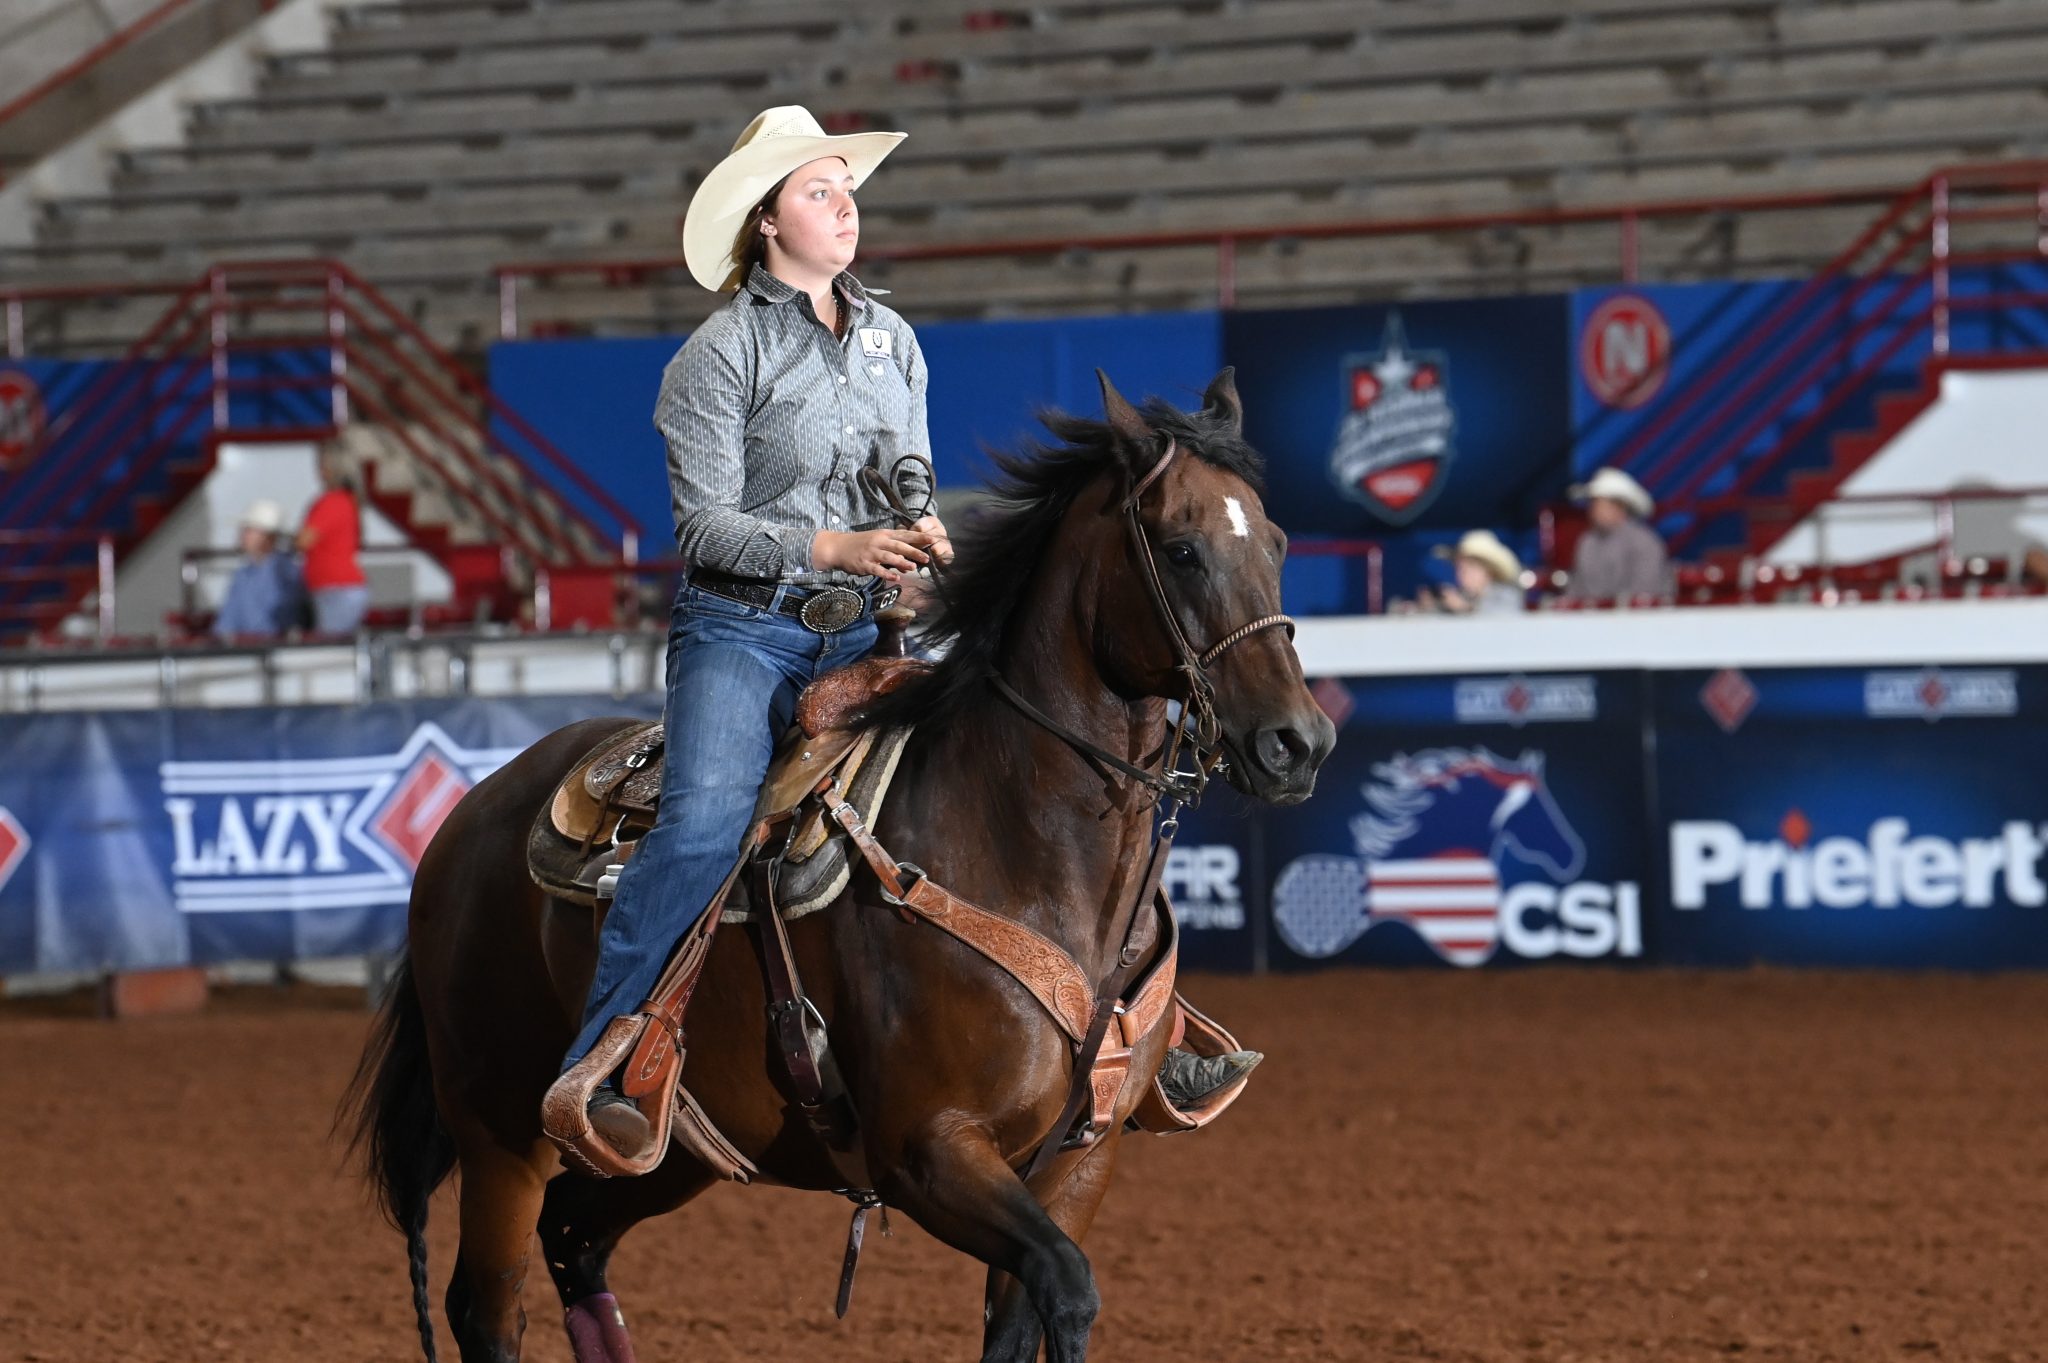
[542,826,766,1178]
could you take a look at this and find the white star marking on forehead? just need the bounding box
[1224,496,1250,538]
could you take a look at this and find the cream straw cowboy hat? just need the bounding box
[1568,466,1655,520]
[681,106,907,292]
[240,498,285,533]
[1433,529,1522,585]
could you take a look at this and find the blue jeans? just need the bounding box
[562,582,878,1073]
[312,584,369,633]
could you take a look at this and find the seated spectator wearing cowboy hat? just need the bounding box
[1424,529,1525,615]
[2021,542,2048,594]
[213,499,304,639]
[1564,467,1673,603]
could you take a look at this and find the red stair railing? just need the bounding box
[0,260,643,635]
[1658,263,1934,515]
[1608,161,2048,559]
[1608,176,1939,488]
[1630,208,1937,497]
[330,260,642,558]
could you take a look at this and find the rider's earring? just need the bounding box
[761,224,775,236]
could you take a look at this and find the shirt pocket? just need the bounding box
[859,353,912,431]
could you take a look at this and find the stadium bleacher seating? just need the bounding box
[4,0,2048,348]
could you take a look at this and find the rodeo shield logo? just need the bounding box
[1271,747,1641,966]
[1328,313,1457,524]
[159,723,519,913]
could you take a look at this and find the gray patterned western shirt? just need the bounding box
[654,263,934,586]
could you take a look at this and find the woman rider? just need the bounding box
[548,107,1253,1170]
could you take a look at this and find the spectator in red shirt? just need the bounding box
[297,452,369,633]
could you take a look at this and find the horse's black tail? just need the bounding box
[339,955,455,1363]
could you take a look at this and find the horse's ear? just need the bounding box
[1202,366,1243,434]
[1095,368,1151,448]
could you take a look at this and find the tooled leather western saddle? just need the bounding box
[526,654,921,914]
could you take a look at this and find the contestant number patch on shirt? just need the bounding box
[859,327,893,358]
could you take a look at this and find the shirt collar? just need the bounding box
[743,263,880,317]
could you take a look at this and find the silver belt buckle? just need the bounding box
[798,585,866,633]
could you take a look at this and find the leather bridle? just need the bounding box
[993,436,1295,814]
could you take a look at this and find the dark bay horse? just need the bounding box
[345,369,1335,1363]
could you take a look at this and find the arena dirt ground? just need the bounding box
[5,968,2048,1362]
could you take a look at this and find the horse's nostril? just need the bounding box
[1257,727,1312,774]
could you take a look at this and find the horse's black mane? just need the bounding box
[862,396,1264,732]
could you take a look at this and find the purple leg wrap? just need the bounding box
[564,1292,638,1363]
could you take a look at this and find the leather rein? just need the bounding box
[992,436,1295,815]
[990,435,1292,1184]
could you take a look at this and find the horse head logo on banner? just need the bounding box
[1272,747,1585,965]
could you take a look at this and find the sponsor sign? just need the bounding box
[160,723,516,914]
[5,665,2047,976]
[1654,666,2048,966]
[1160,787,1265,972]
[1328,313,1457,524]
[1272,746,1641,967]
[1578,294,1671,409]
[1265,671,1649,970]
[1863,668,2018,721]
[1672,813,2047,911]
[0,369,44,471]
[0,697,661,975]
[1163,844,1247,932]
[1453,675,1598,726]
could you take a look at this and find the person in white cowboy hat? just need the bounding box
[1424,528,1525,615]
[550,105,1255,1169]
[544,104,955,1164]
[1563,466,1672,603]
[212,498,304,639]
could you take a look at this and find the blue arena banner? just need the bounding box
[920,310,1225,484]
[1222,296,1573,540]
[0,695,657,975]
[0,691,1269,977]
[1568,279,1802,480]
[488,311,1225,551]
[1651,664,2048,968]
[1160,786,1265,974]
[1262,671,1652,971]
[7,663,2047,976]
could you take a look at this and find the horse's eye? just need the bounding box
[1165,542,1200,568]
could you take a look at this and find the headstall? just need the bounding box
[993,436,1295,820]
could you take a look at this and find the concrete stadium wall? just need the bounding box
[0,0,349,246]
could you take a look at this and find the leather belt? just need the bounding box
[690,571,897,633]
